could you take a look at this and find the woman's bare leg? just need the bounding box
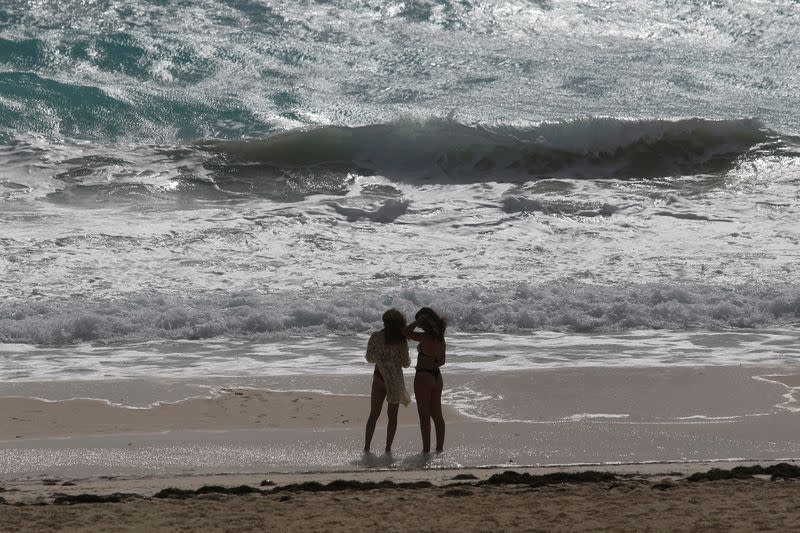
[414,373,432,453]
[431,376,445,452]
[364,378,386,452]
[385,402,399,453]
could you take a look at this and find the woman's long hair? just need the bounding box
[382,308,407,345]
[415,307,447,342]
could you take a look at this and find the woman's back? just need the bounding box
[415,336,445,369]
[367,331,410,367]
[366,330,410,406]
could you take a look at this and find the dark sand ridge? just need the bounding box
[2,463,800,532]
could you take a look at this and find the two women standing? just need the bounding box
[364,307,447,454]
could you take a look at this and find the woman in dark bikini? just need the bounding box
[403,307,447,453]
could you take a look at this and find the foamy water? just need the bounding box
[2,329,798,381]
[1,1,799,379]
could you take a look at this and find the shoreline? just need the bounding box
[0,388,465,441]
[2,365,800,480]
[2,365,800,530]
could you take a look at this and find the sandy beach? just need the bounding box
[3,463,800,532]
[1,364,800,530]
[2,0,799,529]
[3,366,800,476]
[0,388,465,441]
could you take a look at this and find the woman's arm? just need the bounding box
[402,320,426,343]
[365,333,378,363]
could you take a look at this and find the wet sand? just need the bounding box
[2,365,800,530]
[2,366,800,478]
[0,388,463,440]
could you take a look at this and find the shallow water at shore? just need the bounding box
[3,328,800,425]
[3,329,800,382]
[2,364,799,477]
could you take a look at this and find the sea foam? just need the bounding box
[1,282,798,345]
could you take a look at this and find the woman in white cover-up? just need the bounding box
[364,308,411,453]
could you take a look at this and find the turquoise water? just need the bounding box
[1,1,799,142]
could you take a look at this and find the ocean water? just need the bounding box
[1,0,799,384]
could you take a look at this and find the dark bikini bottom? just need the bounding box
[415,367,441,379]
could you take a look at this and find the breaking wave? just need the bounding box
[1,117,791,203]
[1,282,798,345]
[199,117,777,182]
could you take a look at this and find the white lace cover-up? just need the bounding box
[366,331,411,406]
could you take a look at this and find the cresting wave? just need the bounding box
[198,117,777,183]
[1,117,790,203]
[1,282,798,345]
